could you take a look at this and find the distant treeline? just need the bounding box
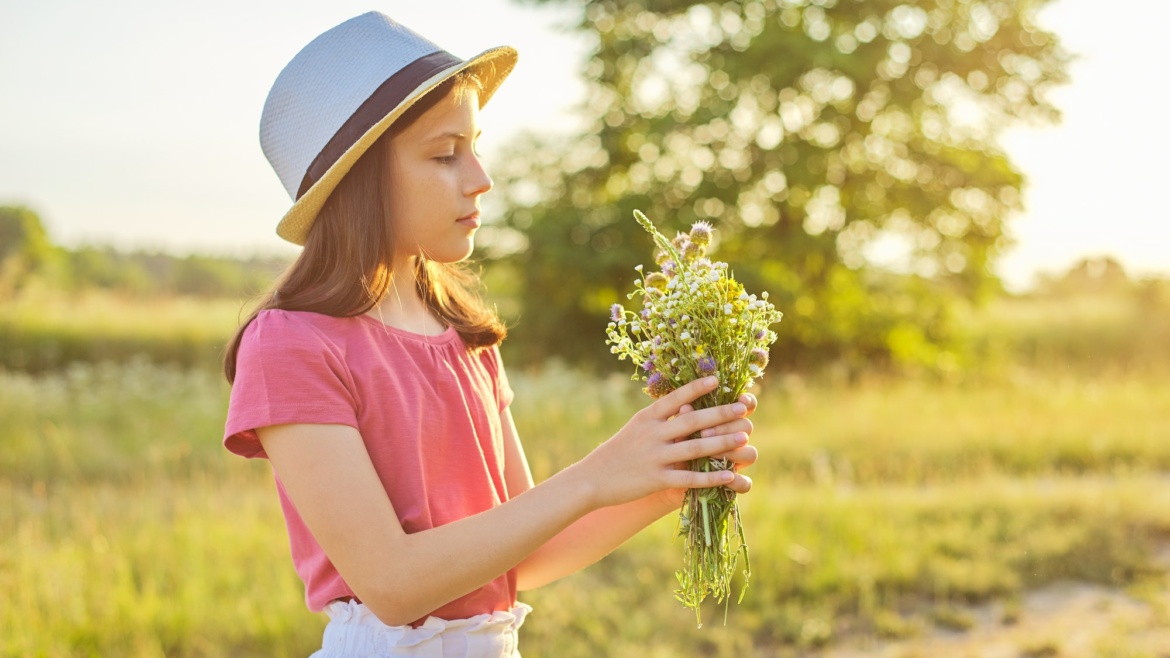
[49,245,288,298]
[1,205,290,299]
[4,204,1169,376]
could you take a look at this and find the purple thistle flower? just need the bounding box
[646,371,673,398]
[697,355,718,376]
[642,359,655,372]
[755,329,766,340]
[611,303,624,322]
[641,309,651,321]
[750,348,770,368]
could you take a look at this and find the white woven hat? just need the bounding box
[260,12,517,245]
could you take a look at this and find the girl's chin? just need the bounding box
[423,241,476,264]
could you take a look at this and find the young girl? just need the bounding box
[223,12,758,657]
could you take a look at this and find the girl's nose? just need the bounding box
[466,155,493,196]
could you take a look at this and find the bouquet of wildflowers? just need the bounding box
[606,210,782,624]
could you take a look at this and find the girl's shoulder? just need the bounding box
[242,309,357,356]
[251,308,346,332]
[244,309,495,367]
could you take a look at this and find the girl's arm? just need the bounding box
[502,398,758,590]
[258,376,747,627]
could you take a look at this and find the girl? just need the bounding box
[223,12,759,658]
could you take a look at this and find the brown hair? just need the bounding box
[224,74,506,383]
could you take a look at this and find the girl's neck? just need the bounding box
[365,258,448,336]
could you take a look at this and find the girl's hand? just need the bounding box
[575,377,752,510]
[657,392,759,509]
[693,391,759,478]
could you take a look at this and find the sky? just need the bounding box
[1,0,1166,291]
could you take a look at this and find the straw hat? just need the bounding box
[259,12,517,245]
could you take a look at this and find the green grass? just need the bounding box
[1,475,316,658]
[3,356,1170,656]
[0,288,245,373]
[960,292,1170,373]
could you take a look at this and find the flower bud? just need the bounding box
[689,221,713,247]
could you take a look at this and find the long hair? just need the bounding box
[224,75,507,383]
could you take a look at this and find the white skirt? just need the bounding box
[309,600,532,658]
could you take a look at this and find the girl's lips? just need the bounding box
[457,213,481,229]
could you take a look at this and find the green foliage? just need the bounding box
[1034,255,1134,297]
[0,289,243,373]
[496,0,1068,372]
[0,205,52,263]
[0,205,62,294]
[58,246,287,298]
[0,363,323,657]
[0,206,292,371]
[0,204,288,300]
[4,360,1170,656]
[964,268,1170,374]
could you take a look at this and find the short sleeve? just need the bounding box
[224,310,359,459]
[488,345,514,411]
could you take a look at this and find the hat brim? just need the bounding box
[274,46,518,246]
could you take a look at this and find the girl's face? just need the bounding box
[385,87,492,267]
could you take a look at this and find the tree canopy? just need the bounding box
[0,205,58,293]
[494,0,1068,372]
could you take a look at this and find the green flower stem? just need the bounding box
[701,495,712,547]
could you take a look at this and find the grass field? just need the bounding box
[2,289,1169,656]
[3,361,1170,656]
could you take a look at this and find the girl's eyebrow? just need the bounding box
[425,130,483,144]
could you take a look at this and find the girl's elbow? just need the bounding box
[360,588,423,628]
[353,567,429,627]
[515,559,556,592]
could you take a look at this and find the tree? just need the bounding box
[0,205,57,294]
[1035,256,1130,297]
[495,0,1068,371]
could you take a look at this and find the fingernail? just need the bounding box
[721,471,734,483]
[735,433,748,445]
[732,403,747,414]
[704,376,718,387]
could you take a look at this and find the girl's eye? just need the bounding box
[435,155,457,164]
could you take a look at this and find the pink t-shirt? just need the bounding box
[223,309,517,625]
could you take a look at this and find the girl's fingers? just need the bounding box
[725,472,753,494]
[664,467,735,490]
[666,432,747,464]
[739,393,758,417]
[668,401,748,437]
[662,459,753,492]
[699,417,753,439]
[714,444,758,468]
[650,377,719,419]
